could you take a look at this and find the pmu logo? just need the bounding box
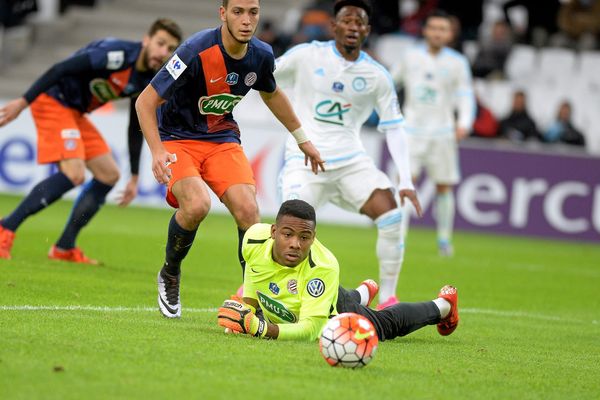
[89,78,119,103]
[198,93,243,115]
[314,100,351,126]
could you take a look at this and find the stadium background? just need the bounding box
[1,0,598,242]
[1,2,599,399]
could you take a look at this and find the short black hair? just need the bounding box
[424,9,451,25]
[148,18,183,43]
[223,0,260,8]
[276,200,316,226]
[333,0,372,19]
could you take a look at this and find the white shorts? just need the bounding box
[407,135,460,185]
[280,156,394,213]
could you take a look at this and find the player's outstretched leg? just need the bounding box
[357,279,379,307]
[0,172,75,260]
[50,179,113,264]
[157,212,197,318]
[436,284,459,335]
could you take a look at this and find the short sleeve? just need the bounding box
[252,51,276,93]
[150,44,196,100]
[274,43,307,88]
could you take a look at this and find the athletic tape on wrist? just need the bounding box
[254,319,267,338]
[290,127,309,144]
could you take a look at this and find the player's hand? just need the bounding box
[116,176,139,207]
[217,299,267,338]
[298,140,325,174]
[151,150,177,185]
[455,127,469,141]
[399,189,423,218]
[0,98,28,127]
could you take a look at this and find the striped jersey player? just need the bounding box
[135,0,324,319]
[0,18,182,264]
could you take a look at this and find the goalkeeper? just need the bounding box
[218,199,459,341]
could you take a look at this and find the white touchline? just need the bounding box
[0,305,597,325]
[0,305,217,313]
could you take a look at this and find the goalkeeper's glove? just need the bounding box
[217,299,267,338]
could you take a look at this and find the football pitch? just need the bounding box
[1,194,598,399]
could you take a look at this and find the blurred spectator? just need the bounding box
[503,0,560,46]
[499,90,541,142]
[438,0,483,41]
[371,0,401,35]
[447,15,463,53]
[400,0,439,37]
[291,0,333,45]
[543,101,586,146]
[471,97,500,138]
[1,0,37,28]
[472,20,513,79]
[555,0,600,50]
[257,19,290,57]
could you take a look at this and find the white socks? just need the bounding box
[374,208,404,302]
[356,284,370,306]
[435,191,455,245]
[433,298,451,319]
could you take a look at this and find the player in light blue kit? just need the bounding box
[276,0,421,309]
[392,10,475,257]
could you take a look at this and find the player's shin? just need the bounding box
[164,212,197,275]
[374,209,404,304]
[55,178,113,249]
[434,191,455,249]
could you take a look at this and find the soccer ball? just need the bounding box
[319,312,378,368]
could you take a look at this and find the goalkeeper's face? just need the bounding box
[140,29,181,72]
[271,215,316,267]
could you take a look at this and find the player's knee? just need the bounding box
[98,168,120,186]
[231,201,259,228]
[180,200,210,224]
[63,169,86,186]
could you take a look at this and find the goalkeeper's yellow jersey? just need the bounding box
[242,223,339,341]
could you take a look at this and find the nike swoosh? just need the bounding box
[354,330,372,340]
[158,295,179,315]
[251,268,258,273]
[210,77,223,83]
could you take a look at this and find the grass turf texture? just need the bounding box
[0,194,599,399]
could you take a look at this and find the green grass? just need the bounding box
[1,194,599,399]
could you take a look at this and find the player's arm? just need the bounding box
[454,57,476,141]
[135,84,174,185]
[259,87,325,174]
[0,53,92,127]
[385,125,422,217]
[375,74,422,216]
[117,98,143,206]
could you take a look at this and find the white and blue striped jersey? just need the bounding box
[275,40,404,169]
[392,44,475,137]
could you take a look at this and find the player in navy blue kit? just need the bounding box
[136,0,325,318]
[0,18,182,264]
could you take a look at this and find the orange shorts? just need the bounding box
[163,140,255,208]
[30,93,110,164]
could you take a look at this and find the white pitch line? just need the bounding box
[0,305,217,313]
[0,305,596,325]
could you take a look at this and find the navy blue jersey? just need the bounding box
[46,38,154,113]
[151,27,276,144]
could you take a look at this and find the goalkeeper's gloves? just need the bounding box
[217,299,267,338]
